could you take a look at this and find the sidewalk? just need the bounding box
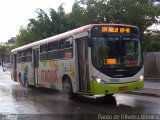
[0,66,11,75]
[130,81,160,97]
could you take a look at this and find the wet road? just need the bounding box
[0,70,160,120]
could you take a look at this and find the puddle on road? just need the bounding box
[0,80,44,114]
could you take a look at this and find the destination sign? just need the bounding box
[102,27,130,33]
[91,25,139,37]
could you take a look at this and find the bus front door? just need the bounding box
[33,48,39,85]
[76,37,90,92]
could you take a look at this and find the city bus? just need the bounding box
[10,24,144,98]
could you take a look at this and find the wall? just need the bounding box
[144,52,160,81]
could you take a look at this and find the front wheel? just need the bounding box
[103,94,116,105]
[62,78,72,95]
[62,77,76,99]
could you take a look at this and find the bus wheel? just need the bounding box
[62,77,75,99]
[104,94,113,100]
[103,94,116,104]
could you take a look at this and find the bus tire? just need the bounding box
[103,94,116,104]
[104,94,113,100]
[62,77,75,99]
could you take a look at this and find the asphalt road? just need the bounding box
[0,70,160,120]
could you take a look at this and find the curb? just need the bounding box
[128,92,160,97]
[1,70,11,75]
[126,89,160,97]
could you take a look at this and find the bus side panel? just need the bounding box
[16,62,34,85]
[27,63,34,85]
[38,60,59,89]
[58,59,76,91]
[17,63,23,83]
[36,58,76,91]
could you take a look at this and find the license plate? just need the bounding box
[119,86,128,91]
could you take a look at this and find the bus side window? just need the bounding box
[59,39,65,49]
[26,48,32,55]
[17,51,22,63]
[21,50,26,62]
[40,44,48,61]
[26,48,32,62]
[48,41,58,51]
[59,38,73,59]
[48,41,59,60]
[65,38,73,48]
[40,44,48,53]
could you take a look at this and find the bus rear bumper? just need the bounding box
[90,80,144,95]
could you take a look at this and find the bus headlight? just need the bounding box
[95,77,107,85]
[139,75,144,82]
[96,78,101,83]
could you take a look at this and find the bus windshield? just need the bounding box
[92,36,142,68]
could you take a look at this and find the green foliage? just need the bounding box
[143,30,160,52]
[143,39,160,52]
[0,45,9,64]
[80,0,160,36]
[15,0,160,53]
[16,27,31,46]
[16,6,74,46]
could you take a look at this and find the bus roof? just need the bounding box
[11,24,138,53]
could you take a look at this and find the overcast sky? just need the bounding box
[0,0,74,43]
[0,0,159,43]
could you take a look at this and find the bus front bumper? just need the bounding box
[90,80,144,95]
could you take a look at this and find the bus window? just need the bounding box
[40,44,48,61]
[59,39,65,49]
[21,50,26,62]
[48,41,59,60]
[65,38,73,48]
[59,38,73,59]
[40,44,48,53]
[26,48,32,55]
[17,51,22,63]
[17,51,21,57]
[26,48,32,62]
[92,36,142,68]
[48,41,58,51]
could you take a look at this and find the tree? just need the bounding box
[16,9,52,46]
[0,44,9,71]
[75,0,160,36]
[16,5,73,47]
[15,0,160,51]
[143,30,160,52]
[69,0,87,27]
[16,27,31,46]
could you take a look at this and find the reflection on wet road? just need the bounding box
[0,71,160,119]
